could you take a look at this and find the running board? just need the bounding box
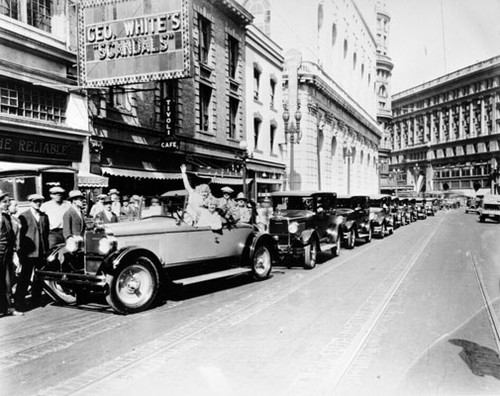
[173,268,252,286]
[320,243,336,252]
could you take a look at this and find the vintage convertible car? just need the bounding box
[37,190,276,314]
[368,194,394,238]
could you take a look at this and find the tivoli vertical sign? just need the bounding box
[161,97,179,150]
[78,0,191,87]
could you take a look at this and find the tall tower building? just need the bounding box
[375,0,395,191]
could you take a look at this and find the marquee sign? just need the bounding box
[78,0,191,87]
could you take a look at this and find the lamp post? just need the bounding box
[282,105,302,190]
[237,140,251,198]
[391,168,401,197]
[345,147,353,194]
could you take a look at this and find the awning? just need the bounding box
[78,171,109,188]
[255,177,283,185]
[102,167,183,180]
[210,177,253,186]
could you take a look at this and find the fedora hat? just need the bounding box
[235,192,247,201]
[221,186,234,194]
[68,190,84,200]
[102,196,112,204]
[0,190,8,201]
[109,188,120,195]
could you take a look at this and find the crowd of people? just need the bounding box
[0,165,274,318]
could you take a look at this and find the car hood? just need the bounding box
[103,217,181,237]
[369,207,383,214]
[272,210,314,221]
[335,208,354,216]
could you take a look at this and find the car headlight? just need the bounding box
[335,216,344,225]
[98,236,118,255]
[65,236,84,253]
[288,222,299,234]
[369,212,375,221]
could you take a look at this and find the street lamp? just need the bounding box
[283,104,302,190]
[237,140,251,198]
[391,168,402,197]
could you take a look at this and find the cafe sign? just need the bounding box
[160,97,179,150]
[78,0,192,87]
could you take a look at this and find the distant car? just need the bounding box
[268,191,342,269]
[37,190,277,314]
[415,198,427,219]
[368,194,394,238]
[335,194,372,248]
[465,197,481,214]
[478,195,500,223]
[390,196,405,227]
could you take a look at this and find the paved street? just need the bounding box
[0,209,499,396]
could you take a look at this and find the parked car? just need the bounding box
[368,194,394,238]
[335,194,372,248]
[414,198,427,219]
[390,196,405,227]
[37,190,277,314]
[399,198,413,224]
[268,191,342,269]
[478,194,500,223]
[425,201,435,216]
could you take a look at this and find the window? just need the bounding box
[270,78,276,109]
[198,15,211,64]
[270,124,276,154]
[353,52,357,69]
[317,3,323,31]
[0,0,18,19]
[331,23,337,46]
[343,39,348,58]
[253,66,261,101]
[0,78,66,122]
[253,118,261,149]
[199,83,212,132]
[27,0,52,32]
[228,35,239,79]
[228,97,239,139]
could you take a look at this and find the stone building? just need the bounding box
[390,56,500,195]
[85,0,254,197]
[242,0,382,193]
[0,1,96,198]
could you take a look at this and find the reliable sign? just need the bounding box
[78,0,191,87]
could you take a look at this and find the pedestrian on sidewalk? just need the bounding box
[41,186,70,248]
[14,194,50,313]
[63,190,86,240]
[0,190,19,317]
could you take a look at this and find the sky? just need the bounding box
[387,0,500,93]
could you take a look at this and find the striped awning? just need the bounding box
[210,176,253,186]
[102,167,182,180]
[78,171,108,188]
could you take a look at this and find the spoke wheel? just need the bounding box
[44,280,77,304]
[106,257,160,314]
[303,243,317,269]
[251,244,272,280]
[346,230,356,249]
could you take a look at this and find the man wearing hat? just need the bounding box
[41,186,70,248]
[218,186,236,217]
[15,194,49,312]
[0,190,17,316]
[89,193,107,218]
[108,189,121,217]
[229,192,252,224]
[63,190,86,240]
[95,196,119,224]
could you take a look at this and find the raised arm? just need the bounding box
[180,164,195,194]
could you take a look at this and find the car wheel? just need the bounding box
[388,223,394,235]
[331,236,341,257]
[365,226,372,243]
[479,216,485,223]
[251,243,272,280]
[303,243,317,269]
[44,280,77,304]
[380,223,386,239]
[106,256,160,314]
[346,229,356,249]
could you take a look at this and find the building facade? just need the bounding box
[0,1,95,198]
[241,0,382,194]
[390,56,500,195]
[86,0,254,198]
[244,24,285,200]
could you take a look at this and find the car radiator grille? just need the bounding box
[269,220,290,245]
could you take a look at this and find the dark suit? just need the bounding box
[63,206,85,240]
[15,209,50,310]
[0,213,16,315]
[95,210,119,224]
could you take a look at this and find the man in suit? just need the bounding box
[95,196,119,224]
[14,194,50,312]
[63,190,86,240]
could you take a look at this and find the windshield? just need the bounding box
[369,199,384,208]
[336,198,353,209]
[273,196,314,211]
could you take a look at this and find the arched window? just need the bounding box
[361,63,364,78]
[353,52,357,69]
[331,23,337,46]
[331,136,337,157]
[343,39,348,58]
[317,3,324,31]
[378,85,387,98]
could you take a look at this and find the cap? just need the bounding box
[235,192,248,201]
[221,186,234,194]
[49,186,65,194]
[28,194,45,201]
[109,189,120,195]
[68,190,84,200]
[0,190,8,201]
